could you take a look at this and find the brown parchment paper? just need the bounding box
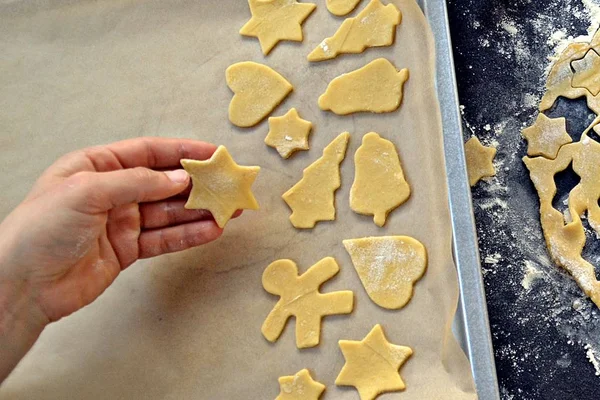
[0,0,477,398]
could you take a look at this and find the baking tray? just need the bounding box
[418,0,501,399]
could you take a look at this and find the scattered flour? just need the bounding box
[521,261,545,291]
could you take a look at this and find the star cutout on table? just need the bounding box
[522,113,572,159]
[335,324,412,400]
[276,369,325,400]
[239,0,316,55]
[464,136,497,187]
[572,49,600,96]
[265,108,313,159]
[181,146,260,228]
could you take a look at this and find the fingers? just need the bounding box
[139,200,213,229]
[140,200,243,229]
[29,138,217,201]
[64,168,190,213]
[104,137,217,170]
[138,220,223,259]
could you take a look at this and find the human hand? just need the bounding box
[0,137,229,381]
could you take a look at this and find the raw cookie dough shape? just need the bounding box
[240,0,316,55]
[276,369,325,400]
[181,146,260,228]
[350,132,410,226]
[318,58,409,115]
[326,0,362,16]
[261,257,354,348]
[571,49,600,96]
[309,0,401,61]
[524,122,600,308]
[226,61,293,128]
[522,114,572,159]
[265,108,313,158]
[343,236,427,310]
[464,136,496,186]
[282,132,350,228]
[540,28,600,114]
[335,324,412,400]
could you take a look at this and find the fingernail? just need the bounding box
[165,169,189,184]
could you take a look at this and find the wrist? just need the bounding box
[0,270,49,383]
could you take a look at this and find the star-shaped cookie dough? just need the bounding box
[522,114,572,159]
[240,0,316,55]
[181,146,260,228]
[265,108,313,158]
[572,49,600,96]
[464,136,496,186]
[336,324,412,400]
[276,369,325,400]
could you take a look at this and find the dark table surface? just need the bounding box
[446,0,600,399]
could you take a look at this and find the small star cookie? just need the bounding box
[572,49,600,96]
[336,324,412,400]
[265,108,313,158]
[240,0,316,55]
[181,146,260,228]
[464,136,496,186]
[275,369,325,400]
[522,114,572,159]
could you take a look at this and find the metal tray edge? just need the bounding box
[418,0,500,399]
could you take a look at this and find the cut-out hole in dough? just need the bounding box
[544,96,596,142]
[580,217,600,281]
[551,162,580,216]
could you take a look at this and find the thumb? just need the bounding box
[64,167,190,213]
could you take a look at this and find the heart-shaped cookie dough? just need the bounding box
[226,61,293,128]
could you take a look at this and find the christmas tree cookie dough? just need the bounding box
[240,0,316,55]
[464,136,496,186]
[309,0,401,61]
[522,114,572,159]
[226,61,293,128]
[181,146,260,228]
[350,132,410,226]
[265,108,312,158]
[261,257,354,348]
[336,324,412,400]
[283,132,350,228]
[326,0,362,16]
[318,58,409,115]
[343,236,427,310]
[571,49,600,96]
[276,369,325,400]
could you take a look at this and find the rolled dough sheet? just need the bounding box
[0,1,476,399]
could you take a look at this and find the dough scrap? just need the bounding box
[309,0,401,61]
[226,61,293,128]
[343,236,427,310]
[522,114,572,159]
[261,257,354,348]
[350,132,410,226]
[326,0,362,16]
[540,29,600,114]
[276,369,325,400]
[464,136,496,186]
[318,58,409,115]
[240,0,316,55]
[335,324,412,400]
[571,49,600,96]
[264,108,313,158]
[524,130,600,307]
[282,132,350,228]
[181,146,260,228]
